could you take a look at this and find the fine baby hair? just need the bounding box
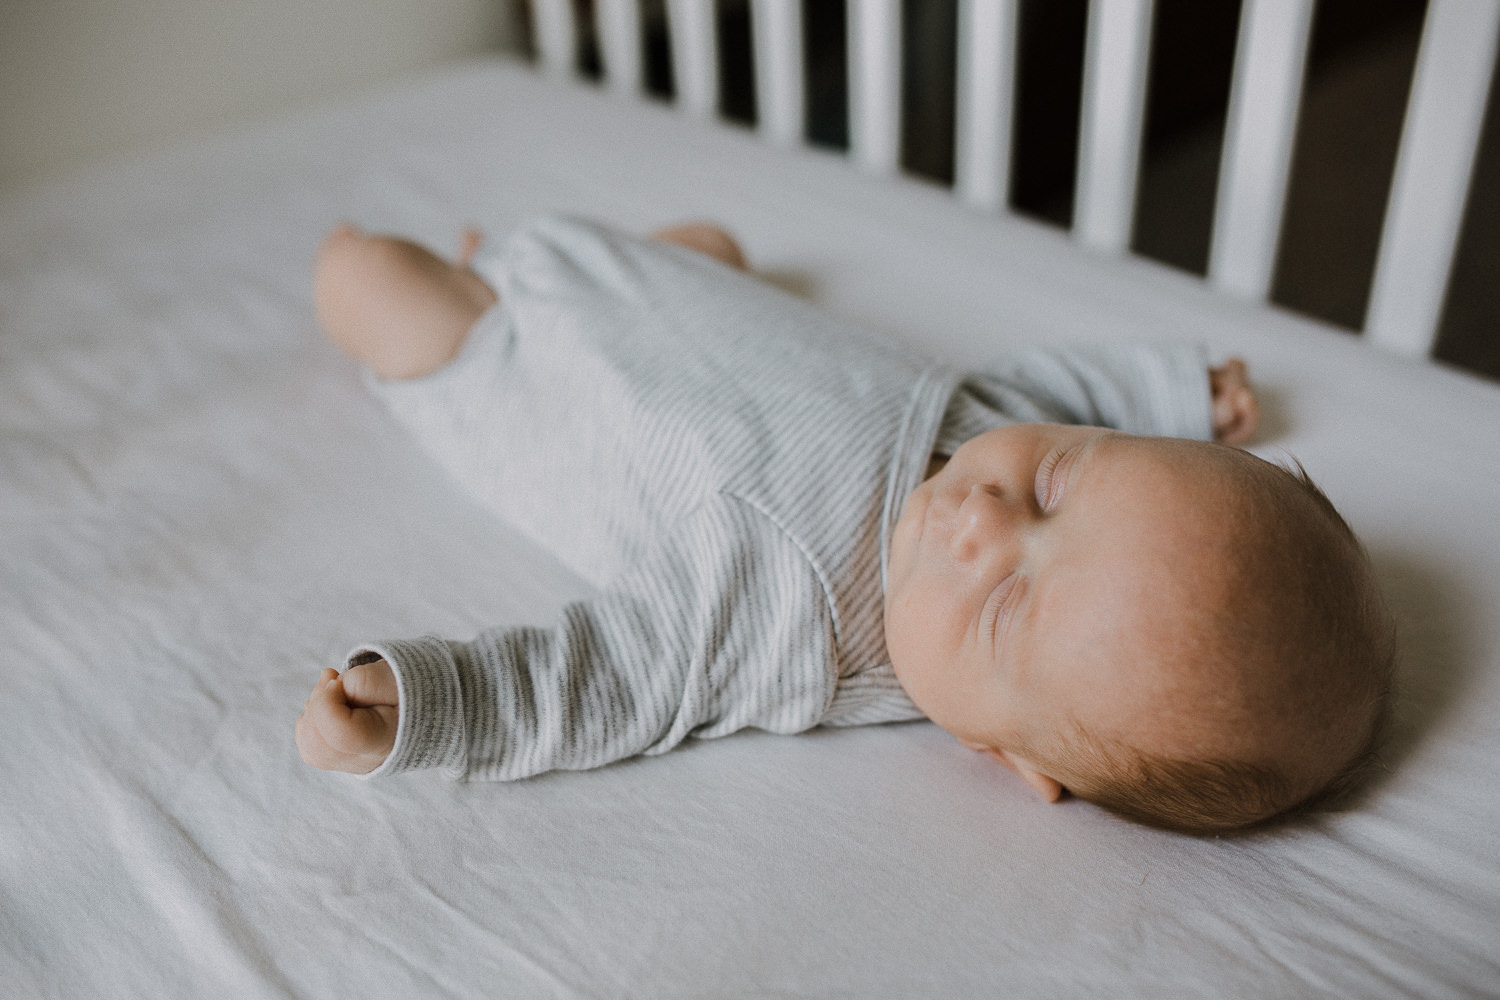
[1039,452,1392,834]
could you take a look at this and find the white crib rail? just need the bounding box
[954,0,1020,211]
[1209,0,1315,302]
[1366,0,1500,357]
[666,0,719,119]
[533,0,576,78]
[597,0,644,95]
[848,0,903,175]
[750,0,804,147]
[525,0,1495,360]
[1073,0,1155,254]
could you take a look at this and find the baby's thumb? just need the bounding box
[341,658,399,707]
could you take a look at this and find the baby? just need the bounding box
[297,215,1393,834]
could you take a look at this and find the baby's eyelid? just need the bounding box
[1035,447,1068,510]
[986,573,1025,648]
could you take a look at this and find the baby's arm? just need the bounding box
[970,343,1260,444]
[646,227,1258,446]
[296,497,835,781]
[296,660,399,774]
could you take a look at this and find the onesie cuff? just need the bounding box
[1141,342,1215,441]
[341,635,467,779]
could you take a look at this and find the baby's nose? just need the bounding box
[948,484,1015,562]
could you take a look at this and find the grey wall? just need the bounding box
[0,0,524,194]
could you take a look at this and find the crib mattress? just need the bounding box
[3,57,1497,998]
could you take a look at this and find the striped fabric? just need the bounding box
[346,216,1212,780]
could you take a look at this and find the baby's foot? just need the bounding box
[457,227,483,267]
[314,225,498,380]
[650,222,749,271]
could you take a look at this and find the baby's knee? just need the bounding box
[315,224,367,286]
[315,226,408,310]
[313,227,419,370]
[315,226,376,332]
[312,225,497,379]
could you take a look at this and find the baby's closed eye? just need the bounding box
[1035,446,1077,511]
[982,574,1025,646]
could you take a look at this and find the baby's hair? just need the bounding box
[1054,455,1397,835]
[1062,692,1392,835]
[1064,728,1291,834]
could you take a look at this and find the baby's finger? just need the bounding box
[296,703,356,771]
[306,675,368,749]
[303,667,339,709]
[346,703,399,757]
[310,679,397,756]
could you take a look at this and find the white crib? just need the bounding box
[536,0,1497,359]
[1,1,1498,996]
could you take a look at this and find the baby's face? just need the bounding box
[885,425,1250,793]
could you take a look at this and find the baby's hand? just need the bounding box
[1210,358,1259,445]
[295,660,398,774]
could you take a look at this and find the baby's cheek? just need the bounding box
[884,603,935,685]
[884,584,944,663]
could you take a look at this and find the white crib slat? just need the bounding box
[532,0,577,78]
[1074,0,1155,253]
[849,0,903,175]
[751,0,804,146]
[1366,0,1500,357]
[955,0,1020,210]
[597,0,644,95]
[1208,0,1315,300]
[666,0,719,117]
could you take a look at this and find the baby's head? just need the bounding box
[885,424,1393,834]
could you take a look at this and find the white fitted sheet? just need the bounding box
[2,57,1498,998]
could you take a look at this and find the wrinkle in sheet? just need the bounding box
[11,767,300,999]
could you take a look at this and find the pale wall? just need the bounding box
[0,0,524,193]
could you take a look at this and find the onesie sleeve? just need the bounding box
[956,342,1214,442]
[341,496,838,781]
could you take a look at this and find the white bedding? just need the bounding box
[3,57,1498,998]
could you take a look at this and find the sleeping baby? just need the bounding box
[296,215,1393,834]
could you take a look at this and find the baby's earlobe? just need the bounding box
[986,746,1066,802]
[955,738,1066,801]
[1016,766,1066,803]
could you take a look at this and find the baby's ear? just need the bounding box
[963,740,1066,802]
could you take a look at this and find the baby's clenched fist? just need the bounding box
[296,660,399,774]
[1209,358,1259,445]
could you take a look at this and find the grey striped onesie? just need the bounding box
[346,215,1213,780]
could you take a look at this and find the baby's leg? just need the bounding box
[314,225,498,380]
[650,223,748,271]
